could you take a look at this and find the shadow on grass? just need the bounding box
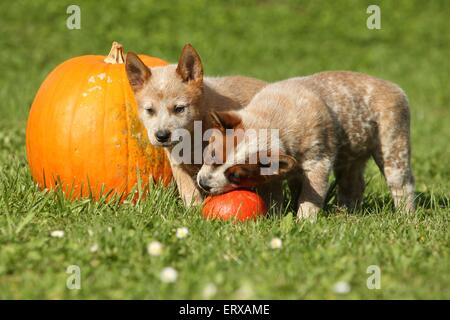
[336,191,450,215]
[282,178,449,216]
[414,192,450,210]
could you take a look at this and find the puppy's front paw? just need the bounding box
[181,191,203,207]
[296,202,319,222]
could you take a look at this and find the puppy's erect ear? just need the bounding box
[210,111,242,132]
[125,52,151,92]
[176,44,203,83]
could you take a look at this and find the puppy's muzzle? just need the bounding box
[198,177,212,192]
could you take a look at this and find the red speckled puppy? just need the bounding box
[126,44,266,206]
[197,71,415,220]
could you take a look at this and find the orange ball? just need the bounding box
[202,190,267,221]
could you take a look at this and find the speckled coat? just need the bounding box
[126,45,267,205]
[198,71,415,220]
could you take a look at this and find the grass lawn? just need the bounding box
[0,0,449,299]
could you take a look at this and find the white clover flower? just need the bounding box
[176,227,189,239]
[90,243,99,253]
[202,283,218,299]
[160,267,178,283]
[147,241,163,256]
[333,281,351,294]
[87,229,94,237]
[107,227,112,233]
[270,237,283,249]
[50,230,65,238]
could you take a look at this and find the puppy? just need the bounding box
[125,44,266,205]
[197,71,415,220]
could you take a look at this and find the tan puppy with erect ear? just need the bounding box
[198,72,415,220]
[125,44,266,205]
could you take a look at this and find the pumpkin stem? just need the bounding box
[104,41,125,64]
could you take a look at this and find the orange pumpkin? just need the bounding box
[26,42,172,200]
[202,190,267,221]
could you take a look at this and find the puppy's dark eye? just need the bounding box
[144,107,155,116]
[174,105,187,114]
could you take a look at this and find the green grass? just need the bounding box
[0,0,449,299]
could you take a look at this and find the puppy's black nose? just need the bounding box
[155,130,171,143]
[198,178,211,192]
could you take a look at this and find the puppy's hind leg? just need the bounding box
[334,159,368,210]
[373,147,415,213]
[373,97,415,213]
